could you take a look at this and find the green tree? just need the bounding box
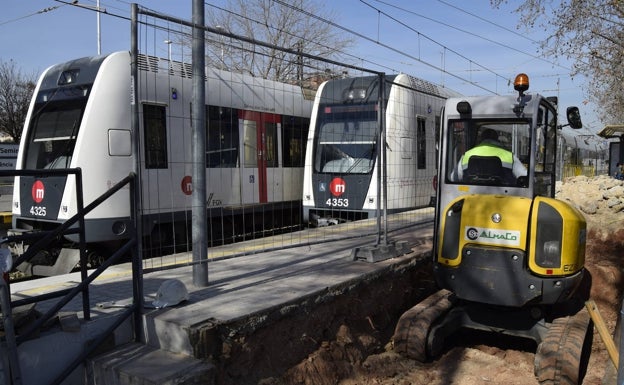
[492,0,624,124]
[0,59,36,143]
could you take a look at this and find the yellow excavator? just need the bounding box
[393,74,593,385]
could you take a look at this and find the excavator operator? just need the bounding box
[451,128,527,184]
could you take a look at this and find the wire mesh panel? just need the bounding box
[135,23,311,262]
[301,74,451,230]
[4,6,451,280]
[129,7,450,271]
[1,3,458,284]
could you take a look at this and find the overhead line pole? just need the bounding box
[191,0,208,286]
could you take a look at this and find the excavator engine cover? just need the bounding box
[434,194,587,307]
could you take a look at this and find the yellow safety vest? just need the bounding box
[461,143,514,171]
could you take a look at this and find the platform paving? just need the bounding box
[3,213,434,385]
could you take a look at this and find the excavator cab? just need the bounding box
[393,74,593,385]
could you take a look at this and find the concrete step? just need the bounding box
[1,309,135,385]
[88,342,215,385]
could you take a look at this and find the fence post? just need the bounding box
[0,248,22,384]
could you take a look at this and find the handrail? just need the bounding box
[50,305,139,385]
[15,238,136,344]
[0,170,142,385]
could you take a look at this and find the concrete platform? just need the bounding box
[3,216,435,385]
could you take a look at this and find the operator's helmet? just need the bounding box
[152,279,189,308]
[481,128,499,142]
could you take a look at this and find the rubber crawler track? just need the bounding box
[534,308,593,385]
[392,289,453,362]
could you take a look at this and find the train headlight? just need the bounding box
[58,69,80,85]
[343,87,366,101]
[112,221,127,236]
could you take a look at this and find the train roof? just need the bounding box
[135,52,308,95]
[318,73,460,104]
[560,128,607,151]
[401,74,462,99]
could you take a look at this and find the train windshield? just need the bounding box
[23,87,88,170]
[446,119,530,187]
[313,106,378,174]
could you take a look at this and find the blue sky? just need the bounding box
[1,0,600,132]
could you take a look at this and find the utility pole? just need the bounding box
[96,0,101,54]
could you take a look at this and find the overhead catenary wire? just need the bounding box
[38,0,584,100]
[272,0,497,94]
[0,5,64,27]
[369,0,571,72]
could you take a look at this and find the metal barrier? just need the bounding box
[0,169,142,385]
[561,164,597,179]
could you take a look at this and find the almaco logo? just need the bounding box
[465,226,520,246]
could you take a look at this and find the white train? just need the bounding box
[12,50,312,270]
[302,74,460,226]
[558,128,608,178]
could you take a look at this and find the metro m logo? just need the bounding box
[32,180,45,203]
[329,177,346,197]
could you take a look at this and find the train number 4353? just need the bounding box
[326,198,349,207]
[29,206,47,217]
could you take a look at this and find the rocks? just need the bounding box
[580,201,599,215]
[556,175,624,237]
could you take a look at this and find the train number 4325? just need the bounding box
[29,206,47,217]
[326,198,349,207]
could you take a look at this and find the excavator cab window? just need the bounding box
[534,103,558,197]
[446,120,530,187]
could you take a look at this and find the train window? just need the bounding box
[417,117,426,169]
[265,122,277,168]
[26,103,83,169]
[282,116,309,168]
[206,106,239,168]
[243,120,257,168]
[143,104,168,169]
[314,108,377,174]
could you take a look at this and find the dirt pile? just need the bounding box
[556,174,624,237]
[264,175,624,385]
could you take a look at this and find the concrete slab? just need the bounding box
[88,342,214,385]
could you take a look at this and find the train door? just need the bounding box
[240,111,280,204]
